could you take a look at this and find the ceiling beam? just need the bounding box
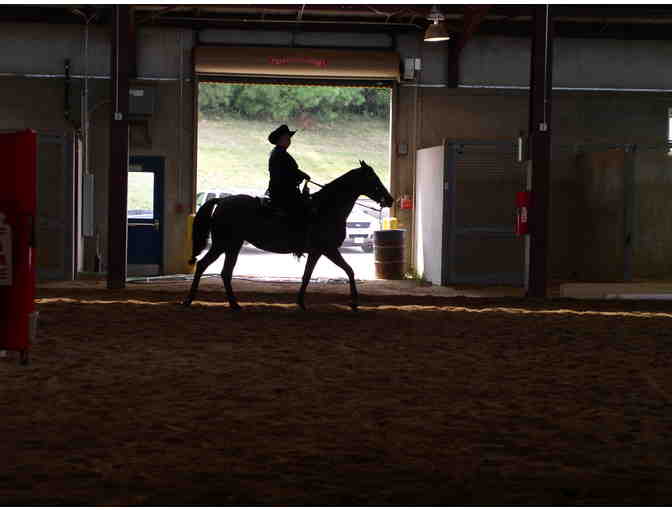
[147,15,424,31]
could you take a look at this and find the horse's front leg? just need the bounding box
[324,248,358,311]
[297,250,322,311]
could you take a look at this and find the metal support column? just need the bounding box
[107,5,132,289]
[526,5,554,298]
[447,42,459,88]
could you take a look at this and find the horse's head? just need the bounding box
[357,160,394,209]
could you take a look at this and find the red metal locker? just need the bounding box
[0,130,37,365]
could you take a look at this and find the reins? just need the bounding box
[306,180,384,214]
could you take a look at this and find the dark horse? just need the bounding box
[183,161,394,311]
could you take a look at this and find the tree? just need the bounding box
[198,83,390,122]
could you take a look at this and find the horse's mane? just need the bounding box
[311,167,361,207]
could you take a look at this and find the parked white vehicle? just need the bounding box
[343,203,384,253]
[195,188,263,209]
[196,189,264,247]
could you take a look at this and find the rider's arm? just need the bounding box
[285,152,310,182]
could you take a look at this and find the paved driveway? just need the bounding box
[202,244,376,281]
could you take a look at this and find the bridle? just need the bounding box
[306,175,389,214]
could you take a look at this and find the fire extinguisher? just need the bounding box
[515,191,531,236]
[399,194,413,210]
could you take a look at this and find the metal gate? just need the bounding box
[443,141,526,285]
[569,143,636,282]
[36,134,76,281]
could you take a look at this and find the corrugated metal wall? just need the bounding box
[3,24,672,90]
[460,36,672,90]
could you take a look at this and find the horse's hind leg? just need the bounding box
[324,248,359,311]
[221,240,244,311]
[183,246,224,306]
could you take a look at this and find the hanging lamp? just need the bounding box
[424,5,451,42]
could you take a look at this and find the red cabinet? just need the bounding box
[0,130,37,364]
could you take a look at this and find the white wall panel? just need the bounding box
[415,145,445,285]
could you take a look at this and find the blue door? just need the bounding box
[127,156,164,276]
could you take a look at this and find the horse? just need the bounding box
[183,160,394,311]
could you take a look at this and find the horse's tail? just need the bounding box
[188,198,219,265]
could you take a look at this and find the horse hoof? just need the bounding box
[297,302,307,311]
[230,303,242,312]
[350,304,359,312]
[182,298,192,307]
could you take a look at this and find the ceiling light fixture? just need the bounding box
[424,5,451,42]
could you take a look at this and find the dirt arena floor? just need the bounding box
[1,278,671,505]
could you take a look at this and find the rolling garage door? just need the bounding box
[194,46,400,85]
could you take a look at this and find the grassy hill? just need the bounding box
[196,117,391,194]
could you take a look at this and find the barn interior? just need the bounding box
[1,3,672,506]
[2,3,672,291]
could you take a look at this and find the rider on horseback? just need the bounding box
[266,124,312,253]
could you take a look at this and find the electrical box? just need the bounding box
[82,174,95,237]
[129,85,156,117]
[403,58,415,80]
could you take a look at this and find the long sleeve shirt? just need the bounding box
[267,146,310,203]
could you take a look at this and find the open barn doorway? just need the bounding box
[195,82,392,282]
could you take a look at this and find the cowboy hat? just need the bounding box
[268,124,296,144]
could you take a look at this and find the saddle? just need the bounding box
[258,196,316,220]
[257,196,290,218]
